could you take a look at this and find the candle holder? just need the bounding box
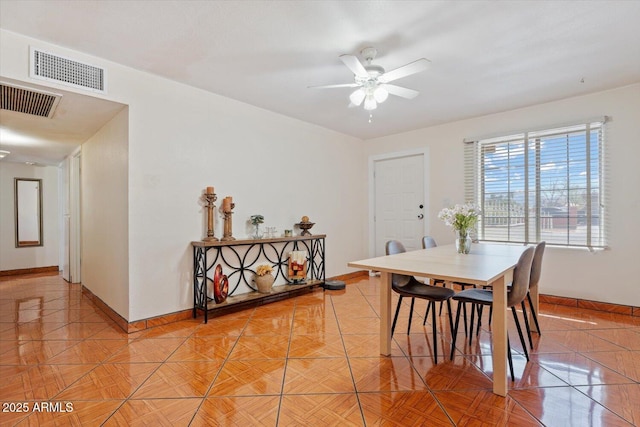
[202,192,218,242]
[222,203,236,241]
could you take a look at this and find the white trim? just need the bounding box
[368,147,430,258]
[69,151,81,283]
[463,116,608,143]
[70,146,81,157]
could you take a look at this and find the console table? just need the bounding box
[192,235,326,323]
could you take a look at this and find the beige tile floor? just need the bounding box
[1,272,639,426]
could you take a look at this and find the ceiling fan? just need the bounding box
[310,47,430,111]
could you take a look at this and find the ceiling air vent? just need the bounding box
[30,47,106,93]
[0,82,62,119]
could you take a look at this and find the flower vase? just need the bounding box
[455,229,472,254]
[253,223,263,239]
[255,273,274,293]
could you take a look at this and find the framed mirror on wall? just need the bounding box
[14,178,43,247]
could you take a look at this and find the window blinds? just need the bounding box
[464,118,609,249]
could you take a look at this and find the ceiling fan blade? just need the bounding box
[308,83,360,89]
[380,58,430,83]
[339,54,369,79]
[383,84,419,99]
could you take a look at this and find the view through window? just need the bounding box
[465,119,607,249]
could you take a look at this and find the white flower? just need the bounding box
[438,203,480,232]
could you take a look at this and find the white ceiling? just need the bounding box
[1,1,639,165]
[0,78,126,165]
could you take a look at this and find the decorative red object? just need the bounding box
[288,251,308,283]
[214,264,222,285]
[213,264,229,303]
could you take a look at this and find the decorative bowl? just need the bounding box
[296,222,315,236]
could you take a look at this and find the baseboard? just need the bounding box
[81,287,129,332]
[81,286,192,334]
[0,266,59,276]
[341,270,640,317]
[126,309,194,333]
[539,293,640,317]
[328,271,369,281]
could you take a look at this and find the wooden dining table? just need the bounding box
[348,242,530,396]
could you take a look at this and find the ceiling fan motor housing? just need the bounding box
[361,47,378,61]
[360,47,385,79]
[364,64,384,77]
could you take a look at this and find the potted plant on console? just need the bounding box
[250,214,264,239]
[254,264,275,293]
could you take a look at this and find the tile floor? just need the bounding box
[1,272,639,426]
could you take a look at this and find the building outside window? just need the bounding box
[464,118,608,249]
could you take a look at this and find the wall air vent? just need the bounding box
[30,47,106,93]
[0,82,62,119]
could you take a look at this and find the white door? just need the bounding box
[374,154,425,257]
[62,215,70,281]
[61,157,71,281]
[69,152,81,283]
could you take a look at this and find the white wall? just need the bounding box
[0,162,59,270]
[82,108,129,318]
[364,84,640,307]
[1,30,367,321]
[125,68,365,321]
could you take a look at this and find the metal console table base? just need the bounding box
[191,235,326,323]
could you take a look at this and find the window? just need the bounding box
[464,118,608,249]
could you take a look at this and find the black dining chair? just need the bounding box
[422,236,452,321]
[449,246,535,381]
[421,236,446,318]
[477,241,546,349]
[521,241,545,347]
[422,236,475,336]
[386,240,455,363]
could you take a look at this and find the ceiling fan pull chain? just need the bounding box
[369,113,373,123]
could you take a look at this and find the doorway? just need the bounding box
[370,149,429,257]
[69,151,81,283]
[1,78,124,281]
[61,149,81,283]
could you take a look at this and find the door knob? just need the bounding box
[417,214,424,219]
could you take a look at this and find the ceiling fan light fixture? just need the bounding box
[364,96,377,111]
[349,88,366,106]
[373,86,389,103]
[311,46,429,116]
